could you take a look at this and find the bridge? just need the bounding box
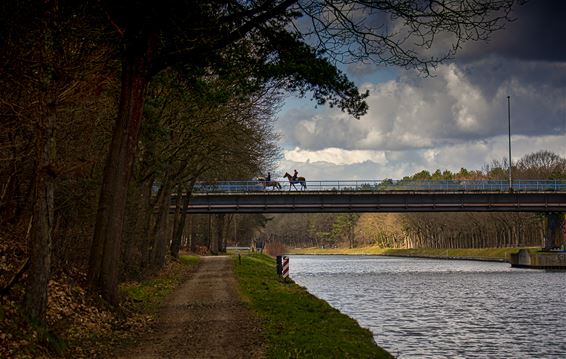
[175,179,566,214]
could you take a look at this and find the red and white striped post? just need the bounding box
[282,255,289,279]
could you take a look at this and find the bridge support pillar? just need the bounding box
[544,212,565,250]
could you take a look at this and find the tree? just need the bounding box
[457,167,470,178]
[332,213,360,248]
[87,1,369,302]
[515,150,566,179]
[89,0,520,303]
[0,0,115,323]
[122,63,283,266]
[411,170,431,180]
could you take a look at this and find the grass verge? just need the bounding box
[120,255,200,313]
[287,247,533,261]
[234,254,393,358]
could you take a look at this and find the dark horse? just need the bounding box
[256,177,282,190]
[283,172,307,190]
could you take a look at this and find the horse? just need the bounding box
[256,177,282,190]
[283,172,307,190]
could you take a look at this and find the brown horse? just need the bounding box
[283,172,307,190]
[256,177,282,190]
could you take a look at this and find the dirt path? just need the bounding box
[115,256,265,359]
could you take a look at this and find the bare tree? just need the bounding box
[516,150,566,179]
[297,0,517,73]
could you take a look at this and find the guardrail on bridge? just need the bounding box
[190,179,566,193]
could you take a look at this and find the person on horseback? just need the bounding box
[283,171,306,190]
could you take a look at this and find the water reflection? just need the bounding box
[290,255,566,359]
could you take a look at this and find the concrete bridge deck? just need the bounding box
[176,190,566,214]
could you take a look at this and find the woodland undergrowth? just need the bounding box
[1,229,197,359]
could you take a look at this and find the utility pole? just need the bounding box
[507,96,512,191]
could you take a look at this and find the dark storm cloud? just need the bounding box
[459,0,566,62]
[343,0,566,77]
[457,56,566,100]
[446,59,566,138]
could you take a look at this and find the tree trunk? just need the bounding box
[208,214,216,254]
[349,222,354,248]
[24,107,55,323]
[171,182,194,258]
[24,6,58,322]
[87,24,158,304]
[189,214,196,252]
[150,180,173,268]
[139,177,155,269]
[216,214,226,253]
[169,184,183,257]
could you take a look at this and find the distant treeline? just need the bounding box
[264,151,566,250]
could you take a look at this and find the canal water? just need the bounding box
[289,255,566,358]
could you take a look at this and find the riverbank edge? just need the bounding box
[290,252,507,263]
[233,253,394,358]
[286,247,533,263]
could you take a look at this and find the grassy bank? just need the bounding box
[234,254,393,358]
[287,247,531,261]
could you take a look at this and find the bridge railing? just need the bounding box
[190,179,566,193]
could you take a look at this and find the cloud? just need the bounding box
[275,1,566,179]
[383,0,566,65]
[284,147,387,165]
[278,60,565,153]
[458,0,566,63]
[277,135,566,180]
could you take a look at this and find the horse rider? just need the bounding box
[292,169,298,181]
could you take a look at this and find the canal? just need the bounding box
[289,255,566,358]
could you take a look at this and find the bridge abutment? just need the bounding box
[510,212,566,269]
[544,212,565,250]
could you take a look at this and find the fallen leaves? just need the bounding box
[1,221,198,358]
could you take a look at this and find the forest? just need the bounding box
[0,0,527,341]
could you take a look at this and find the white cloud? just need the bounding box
[277,135,566,180]
[284,147,387,165]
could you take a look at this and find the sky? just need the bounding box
[274,0,566,181]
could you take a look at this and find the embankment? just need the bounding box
[287,247,530,262]
[234,254,393,358]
